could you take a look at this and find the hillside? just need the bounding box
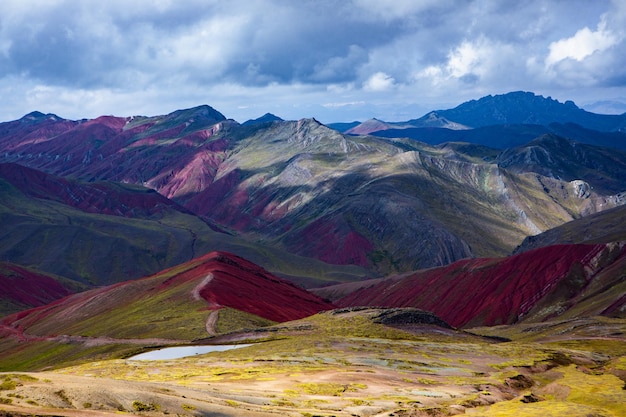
[0,163,370,289]
[496,134,626,194]
[515,204,626,253]
[0,262,83,318]
[0,251,335,370]
[335,242,626,328]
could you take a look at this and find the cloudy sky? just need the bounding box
[1,0,625,123]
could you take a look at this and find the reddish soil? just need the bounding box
[337,243,626,327]
[288,216,375,267]
[159,251,337,322]
[0,262,73,312]
[0,251,336,342]
[0,163,187,218]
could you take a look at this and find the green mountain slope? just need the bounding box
[0,165,370,288]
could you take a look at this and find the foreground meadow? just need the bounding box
[0,309,625,417]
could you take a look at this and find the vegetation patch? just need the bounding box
[132,400,161,412]
[297,382,367,396]
[0,379,16,391]
[215,307,276,334]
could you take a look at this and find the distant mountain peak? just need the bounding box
[417,91,626,130]
[243,113,284,126]
[468,90,581,110]
[175,104,226,120]
[22,111,46,119]
[20,111,63,123]
[345,118,394,135]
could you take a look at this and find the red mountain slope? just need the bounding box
[0,112,78,149]
[0,163,188,218]
[0,252,335,340]
[337,243,626,328]
[157,251,336,322]
[0,262,75,317]
[0,106,230,204]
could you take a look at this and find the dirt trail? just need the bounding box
[0,324,28,342]
[192,273,214,300]
[190,272,222,336]
[1,272,221,345]
[205,310,219,336]
[53,334,185,347]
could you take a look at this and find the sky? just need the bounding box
[1,0,626,124]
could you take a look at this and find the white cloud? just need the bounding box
[415,37,507,84]
[322,101,366,108]
[363,72,395,92]
[446,40,482,78]
[545,17,620,67]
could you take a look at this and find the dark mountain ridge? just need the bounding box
[371,122,626,150]
[242,113,284,126]
[496,134,626,195]
[339,92,626,150]
[0,162,190,218]
[409,91,626,131]
[514,204,626,254]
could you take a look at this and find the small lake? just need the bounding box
[128,344,251,361]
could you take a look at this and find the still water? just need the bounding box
[128,344,251,360]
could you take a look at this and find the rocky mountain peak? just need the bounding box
[242,113,284,126]
[19,111,63,123]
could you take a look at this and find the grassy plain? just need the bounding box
[0,309,624,416]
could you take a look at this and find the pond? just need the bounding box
[128,344,251,361]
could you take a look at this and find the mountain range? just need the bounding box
[1,92,624,285]
[334,91,626,151]
[1,91,625,416]
[1,91,625,295]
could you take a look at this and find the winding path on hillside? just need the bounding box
[205,310,219,336]
[191,273,221,336]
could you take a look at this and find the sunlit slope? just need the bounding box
[0,163,370,287]
[184,119,622,272]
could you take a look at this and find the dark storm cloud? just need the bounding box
[0,1,407,87]
[0,0,624,122]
